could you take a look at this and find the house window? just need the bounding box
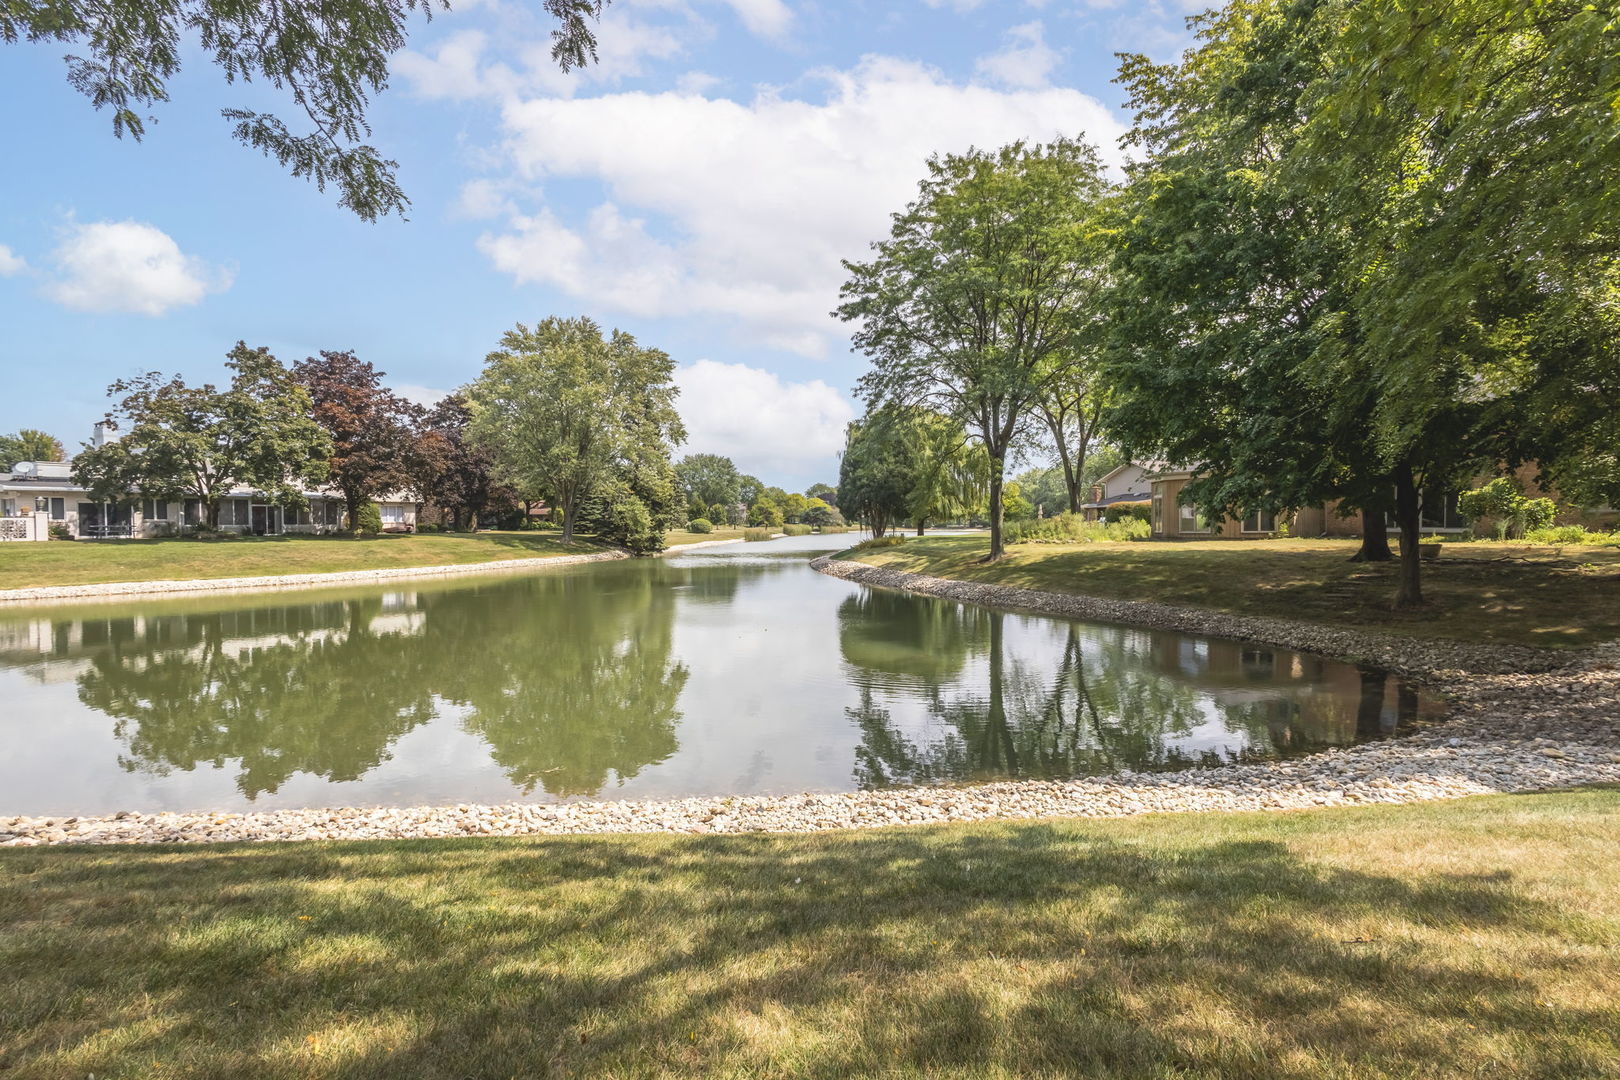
[141,499,169,520]
[1242,510,1277,533]
[182,499,201,525]
[219,499,250,527]
[285,504,308,526]
[50,498,65,520]
[1420,489,1464,530]
[1151,493,1164,533]
[1178,503,1210,533]
[1,498,14,517]
[380,503,405,524]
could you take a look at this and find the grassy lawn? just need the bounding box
[0,532,608,590]
[845,536,1620,647]
[1,789,1615,1078]
[664,528,749,547]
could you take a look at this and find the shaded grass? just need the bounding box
[0,532,609,590]
[846,536,1620,647]
[2,788,1618,1078]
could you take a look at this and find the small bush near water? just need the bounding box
[818,524,852,534]
[687,518,714,534]
[853,535,906,550]
[743,528,775,542]
[783,523,813,536]
[1005,512,1150,544]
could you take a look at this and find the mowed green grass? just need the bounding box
[2,790,1616,1078]
[664,528,749,547]
[848,536,1620,647]
[0,532,609,590]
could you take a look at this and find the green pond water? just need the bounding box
[0,534,1437,815]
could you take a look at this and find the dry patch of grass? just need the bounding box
[2,788,1617,1078]
[0,532,607,590]
[847,537,1620,647]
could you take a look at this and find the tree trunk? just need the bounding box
[1068,438,1089,516]
[345,490,363,532]
[1350,507,1393,562]
[915,520,926,536]
[206,497,221,531]
[986,458,1006,561]
[560,496,575,543]
[1393,464,1424,607]
[1051,431,1079,515]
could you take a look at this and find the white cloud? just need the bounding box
[0,244,26,276]
[478,55,1125,356]
[46,221,232,316]
[676,359,854,478]
[975,21,1061,90]
[394,382,455,408]
[719,0,793,39]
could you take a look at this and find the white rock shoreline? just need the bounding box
[3,554,1615,847]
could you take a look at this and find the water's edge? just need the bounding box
[0,549,629,606]
[809,554,1578,678]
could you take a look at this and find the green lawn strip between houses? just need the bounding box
[1,788,1616,1078]
[843,536,1620,648]
[0,532,612,590]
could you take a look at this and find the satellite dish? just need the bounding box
[13,461,36,476]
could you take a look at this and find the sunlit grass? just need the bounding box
[846,536,1620,647]
[664,528,748,546]
[2,789,1616,1078]
[0,532,608,590]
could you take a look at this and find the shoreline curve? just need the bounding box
[3,551,1615,846]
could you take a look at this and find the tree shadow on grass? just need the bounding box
[2,820,1616,1079]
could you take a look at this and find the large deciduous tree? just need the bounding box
[0,429,65,465]
[838,406,986,536]
[674,453,743,522]
[466,316,684,547]
[1105,0,1401,569]
[414,394,505,531]
[293,350,422,529]
[72,343,329,528]
[2,1,611,220]
[838,137,1111,560]
[1298,0,1620,536]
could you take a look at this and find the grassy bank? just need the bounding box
[843,536,1620,647]
[664,528,748,547]
[2,789,1616,1078]
[0,532,608,590]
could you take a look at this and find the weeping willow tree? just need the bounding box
[838,405,989,536]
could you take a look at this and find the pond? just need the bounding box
[0,534,1438,816]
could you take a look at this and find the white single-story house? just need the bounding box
[2,425,418,541]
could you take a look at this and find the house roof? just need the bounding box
[1095,461,1167,487]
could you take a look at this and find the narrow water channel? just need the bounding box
[0,534,1437,815]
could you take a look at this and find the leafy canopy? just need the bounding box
[2,1,610,220]
[71,343,329,527]
[466,316,683,548]
[837,136,1111,557]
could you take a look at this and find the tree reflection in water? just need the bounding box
[838,594,1428,790]
[71,570,686,800]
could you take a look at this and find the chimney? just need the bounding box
[92,421,119,448]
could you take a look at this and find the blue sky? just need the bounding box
[0,0,1200,490]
